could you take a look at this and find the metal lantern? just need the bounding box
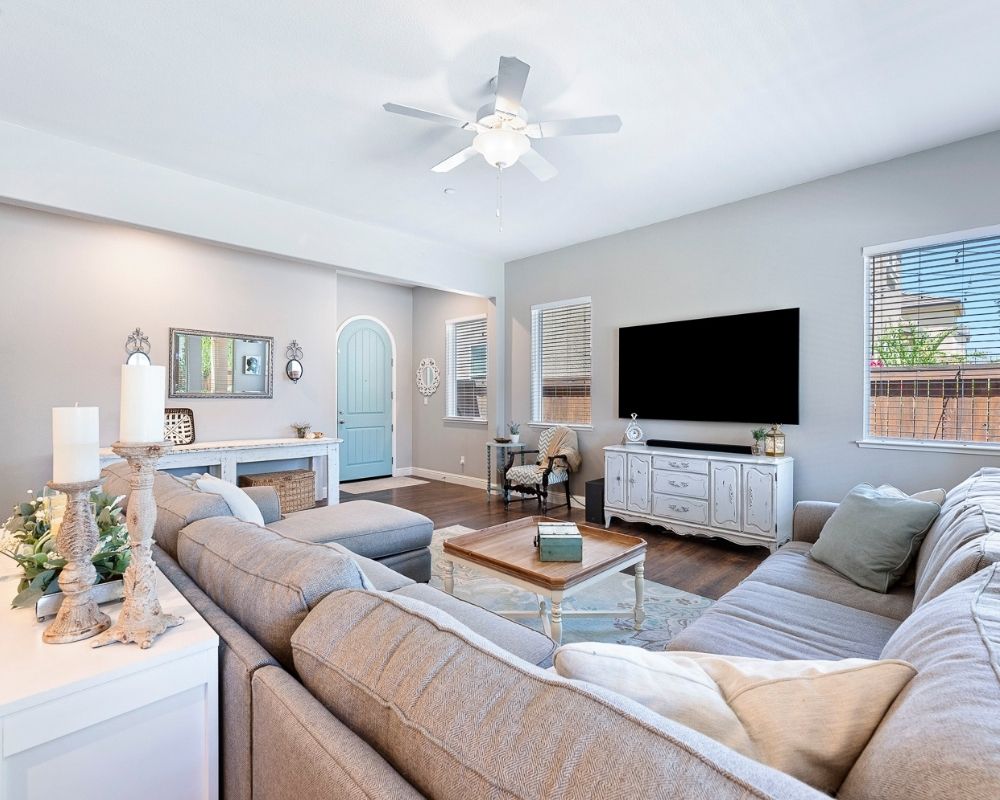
[764,424,785,457]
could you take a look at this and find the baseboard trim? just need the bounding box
[410,467,487,490]
[392,467,415,477]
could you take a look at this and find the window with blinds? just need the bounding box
[867,231,1000,445]
[531,298,592,426]
[446,315,488,420]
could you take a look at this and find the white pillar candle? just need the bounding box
[119,364,166,443]
[52,406,100,483]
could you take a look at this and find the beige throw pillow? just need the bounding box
[554,643,916,794]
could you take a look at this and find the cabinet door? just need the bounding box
[626,455,651,513]
[743,466,776,536]
[604,452,626,509]
[710,463,741,530]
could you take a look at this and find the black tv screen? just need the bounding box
[618,308,799,424]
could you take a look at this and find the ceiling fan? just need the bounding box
[383,56,623,183]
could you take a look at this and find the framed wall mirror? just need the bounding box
[416,357,440,396]
[169,328,274,399]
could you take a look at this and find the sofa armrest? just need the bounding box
[243,485,282,523]
[792,501,838,544]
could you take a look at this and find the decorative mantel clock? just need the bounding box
[622,413,644,446]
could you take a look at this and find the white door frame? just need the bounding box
[335,315,398,477]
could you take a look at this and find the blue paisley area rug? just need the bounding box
[430,525,713,651]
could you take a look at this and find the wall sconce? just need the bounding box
[285,341,304,383]
[124,328,151,365]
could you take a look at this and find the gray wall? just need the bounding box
[335,274,414,471]
[412,288,493,480]
[0,203,339,511]
[506,131,1000,502]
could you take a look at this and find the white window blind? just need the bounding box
[531,298,592,425]
[446,315,488,420]
[867,231,1000,445]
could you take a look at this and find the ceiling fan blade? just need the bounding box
[383,103,474,130]
[519,148,558,182]
[494,56,530,116]
[431,146,479,173]
[525,115,623,138]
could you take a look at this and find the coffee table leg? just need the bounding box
[444,560,455,594]
[634,562,646,629]
[550,597,563,644]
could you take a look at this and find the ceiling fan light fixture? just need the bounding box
[473,128,529,168]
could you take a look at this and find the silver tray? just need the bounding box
[35,579,125,622]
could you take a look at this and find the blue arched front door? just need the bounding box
[337,319,393,481]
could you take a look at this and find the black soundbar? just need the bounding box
[645,439,754,456]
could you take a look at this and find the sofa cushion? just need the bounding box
[913,500,1000,608]
[810,484,941,593]
[292,589,826,800]
[268,499,433,559]
[103,462,233,557]
[746,542,913,621]
[392,583,556,667]
[838,565,1000,800]
[916,531,1000,607]
[178,517,366,668]
[666,581,901,660]
[554,643,914,795]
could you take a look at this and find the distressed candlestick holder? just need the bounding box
[43,479,111,644]
[92,441,184,649]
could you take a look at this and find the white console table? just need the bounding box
[100,437,342,504]
[604,444,793,552]
[0,563,219,800]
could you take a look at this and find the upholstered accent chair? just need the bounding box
[503,426,582,511]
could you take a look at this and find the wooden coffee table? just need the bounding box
[441,516,646,644]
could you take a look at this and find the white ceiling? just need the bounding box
[3,1,1000,263]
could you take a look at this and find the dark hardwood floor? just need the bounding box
[339,478,765,600]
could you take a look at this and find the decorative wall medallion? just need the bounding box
[416,357,441,396]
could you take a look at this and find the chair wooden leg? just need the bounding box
[564,479,571,510]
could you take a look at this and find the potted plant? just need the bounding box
[1,489,130,609]
[750,427,768,456]
[292,422,311,439]
[509,422,521,444]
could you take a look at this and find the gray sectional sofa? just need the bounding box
[102,463,1000,799]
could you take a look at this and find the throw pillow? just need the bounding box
[193,474,265,526]
[810,483,942,592]
[553,643,915,794]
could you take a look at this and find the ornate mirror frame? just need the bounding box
[168,327,274,399]
[416,357,441,396]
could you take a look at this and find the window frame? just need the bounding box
[529,296,594,430]
[444,313,488,424]
[859,223,1000,453]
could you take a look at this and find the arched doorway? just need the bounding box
[336,317,394,481]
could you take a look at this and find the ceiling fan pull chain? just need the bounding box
[496,164,504,232]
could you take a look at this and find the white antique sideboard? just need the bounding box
[603,444,793,552]
[0,563,219,800]
[100,437,341,504]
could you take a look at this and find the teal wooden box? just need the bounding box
[535,533,583,562]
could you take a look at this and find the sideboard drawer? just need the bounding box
[652,470,709,499]
[652,494,710,526]
[651,455,709,475]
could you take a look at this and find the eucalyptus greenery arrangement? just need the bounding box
[0,490,130,609]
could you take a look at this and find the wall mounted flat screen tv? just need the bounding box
[619,308,799,424]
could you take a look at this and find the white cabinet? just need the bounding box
[604,451,626,509]
[626,454,651,513]
[0,565,219,800]
[710,463,741,531]
[604,445,793,552]
[744,465,776,536]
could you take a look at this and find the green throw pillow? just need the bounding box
[811,484,942,593]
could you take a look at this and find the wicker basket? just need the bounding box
[240,469,315,514]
